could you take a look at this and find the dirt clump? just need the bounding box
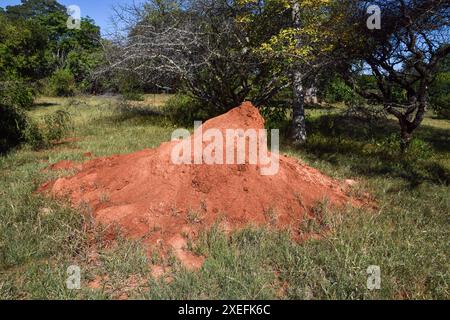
[48,160,82,171]
[39,102,363,268]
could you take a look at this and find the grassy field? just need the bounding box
[0,95,448,299]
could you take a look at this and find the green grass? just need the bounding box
[0,96,448,299]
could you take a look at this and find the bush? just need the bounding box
[260,105,289,130]
[43,110,74,142]
[21,119,48,150]
[47,69,77,97]
[0,101,49,153]
[0,81,35,109]
[165,94,210,126]
[115,72,145,101]
[0,81,41,153]
[0,102,29,153]
[322,77,355,103]
[17,109,74,151]
[429,72,450,119]
[378,134,432,160]
[0,80,74,153]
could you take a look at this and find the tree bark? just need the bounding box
[398,100,427,152]
[290,70,307,145]
[289,2,307,146]
[399,117,413,152]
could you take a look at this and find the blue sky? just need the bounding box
[1,0,142,34]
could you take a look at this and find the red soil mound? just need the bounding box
[39,102,360,269]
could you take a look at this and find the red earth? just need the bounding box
[39,102,365,269]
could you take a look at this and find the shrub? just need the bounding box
[21,110,74,151]
[407,139,433,160]
[47,69,77,97]
[379,134,432,160]
[260,105,289,130]
[0,81,35,109]
[0,102,29,153]
[322,77,355,103]
[0,81,41,153]
[429,72,450,119]
[115,72,145,101]
[0,102,50,153]
[21,118,48,150]
[165,94,210,126]
[0,81,74,153]
[43,110,74,142]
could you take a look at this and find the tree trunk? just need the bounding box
[399,98,427,152]
[290,70,307,145]
[289,2,307,146]
[399,118,413,152]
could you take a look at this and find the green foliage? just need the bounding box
[322,76,355,103]
[1,0,102,90]
[0,102,29,153]
[4,0,66,20]
[47,69,77,97]
[0,79,74,153]
[42,109,73,141]
[429,72,450,119]
[115,72,145,101]
[165,94,211,125]
[378,134,433,162]
[260,104,289,129]
[0,14,50,81]
[65,49,104,93]
[0,81,41,153]
[0,79,35,109]
[21,119,48,150]
[0,1,102,153]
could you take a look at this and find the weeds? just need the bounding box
[186,209,203,224]
[263,207,278,225]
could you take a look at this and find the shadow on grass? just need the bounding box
[285,114,450,187]
[33,102,58,108]
[117,104,163,117]
[304,102,337,111]
[91,102,173,128]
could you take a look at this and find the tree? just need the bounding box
[0,14,49,81]
[4,0,66,19]
[290,1,307,145]
[4,0,102,87]
[106,0,292,112]
[342,0,450,150]
[235,0,346,144]
[107,0,346,138]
